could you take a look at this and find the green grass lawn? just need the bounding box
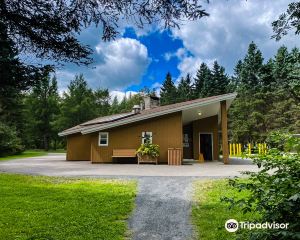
[192,179,259,240]
[0,150,47,161]
[0,173,136,240]
[0,149,66,161]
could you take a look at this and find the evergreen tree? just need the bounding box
[230,43,300,143]
[193,63,212,98]
[59,74,96,129]
[201,67,215,98]
[177,74,193,102]
[286,48,300,103]
[23,73,60,150]
[272,1,300,40]
[211,61,230,95]
[0,0,208,65]
[109,96,120,115]
[119,95,128,113]
[239,41,264,87]
[265,47,300,133]
[160,72,177,105]
[94,89,110,116]
[0,21,48,133]
[125,94,143,112]
[229,42,266,142]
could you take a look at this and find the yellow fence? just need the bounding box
[229,143,267,157]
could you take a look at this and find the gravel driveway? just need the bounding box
[128,177,194,240]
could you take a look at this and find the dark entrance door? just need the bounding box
[200,134,213,160]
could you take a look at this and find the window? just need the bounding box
[98,132,109,146]
[142,132,152,144]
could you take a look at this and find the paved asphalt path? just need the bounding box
[0,154,257,177]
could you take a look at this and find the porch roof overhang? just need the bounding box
[182,96,234,125]
[58,93,237,136]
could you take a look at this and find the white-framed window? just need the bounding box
[98,132,109,146]
[142,131,152,144]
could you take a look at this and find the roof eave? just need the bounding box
[58,129,81,137]
[81,93,237,135]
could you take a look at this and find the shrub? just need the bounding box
[136,143,159,158]
[0,122,24,156]
[222,133,300,240]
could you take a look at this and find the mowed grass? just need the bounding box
[0,173,136,240]
[0,150,47,161]
[0,149,66,161]
[192,179,259,240]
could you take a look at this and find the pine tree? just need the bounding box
[125,94,143,112]
[229,42,266,143]
[193,63,212,98]
[265,47,300,133]
[94,89,110,117]
[0,21,45,131]
[23,73,60,150]
[239,41,264,88]
[211,61,230,95]
[109,96,120,115]
[119,95,128,113]
[59,74,97,129]
[160,72,177,105]
[286,48,300,103]
[201,69,215,98]
[177,74,193,102]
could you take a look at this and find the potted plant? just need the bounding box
[136,143,159,164]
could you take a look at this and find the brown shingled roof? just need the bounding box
[59,93,236,136]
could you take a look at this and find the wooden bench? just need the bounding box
[112,149,137,159]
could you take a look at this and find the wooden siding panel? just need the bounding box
[192,116,219,161]
[66,134,91,161]
[90,112,183,163]
[168,148,182,165]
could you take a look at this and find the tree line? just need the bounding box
[159,42,300,143]
[1,42,299,156]
[1,73,147,155]
[160,60,231,105]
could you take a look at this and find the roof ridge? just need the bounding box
[59,93,237,136]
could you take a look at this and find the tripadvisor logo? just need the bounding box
[225,219,239,232]
[225,219,289,232]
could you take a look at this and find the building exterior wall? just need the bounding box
[90,112,183,163]
[192,116,219,161]
[66,134,91,161]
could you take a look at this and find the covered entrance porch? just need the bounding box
[181,98,234,164]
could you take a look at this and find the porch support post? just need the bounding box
[221,100,229,164]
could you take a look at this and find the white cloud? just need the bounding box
[151,82,163,89]
[55,70,76,95]
[164,48,188,61]
[164,52,173,61]
[172,54,215,83]
[150,82,163,96]
[110,90,138,102]
[171,0,299,76]
[92,38,151,90]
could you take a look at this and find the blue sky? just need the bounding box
[54,0,299,100]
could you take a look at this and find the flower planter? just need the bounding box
[137,153,158,164]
